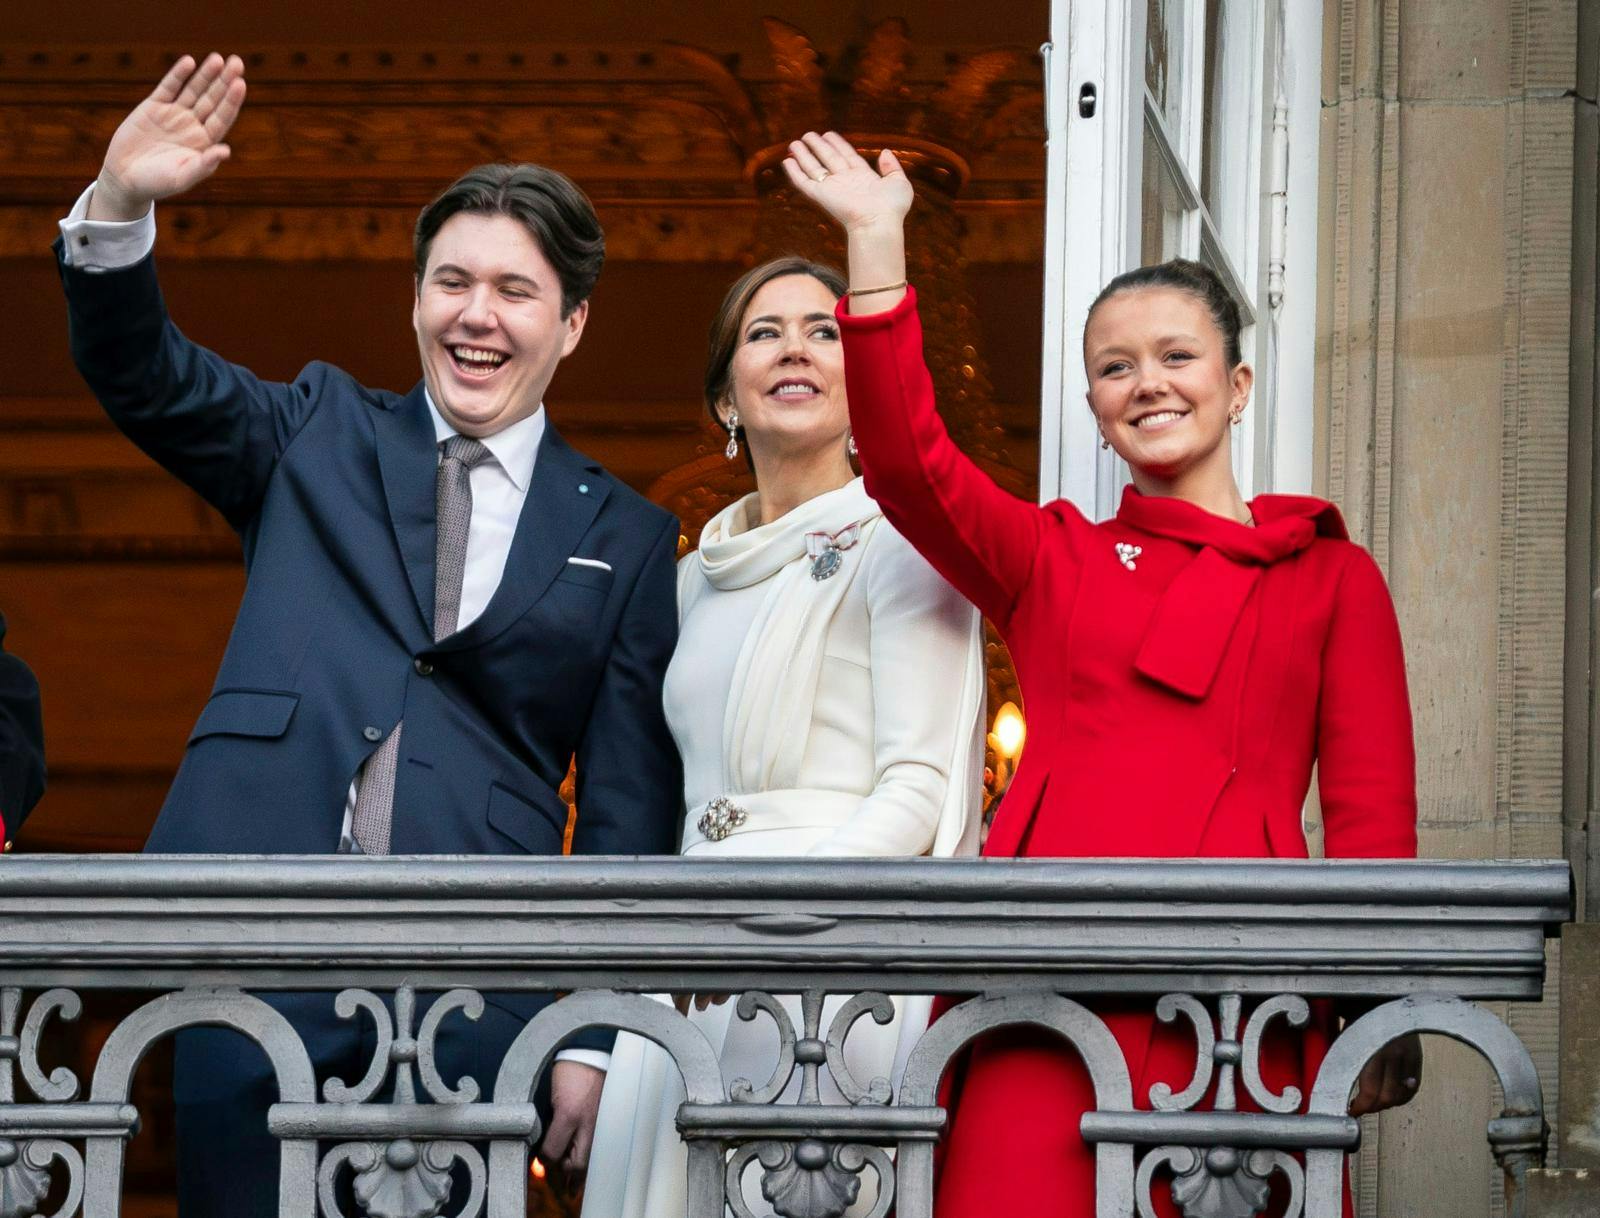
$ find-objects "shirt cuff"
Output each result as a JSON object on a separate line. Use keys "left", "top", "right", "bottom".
{"left": 58, "top": 182, "right": 156, "bottom": 272}
{"left": 553, "top": 1048, "right": 610, "bottom": 1073}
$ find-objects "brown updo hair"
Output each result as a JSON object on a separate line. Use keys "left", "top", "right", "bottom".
{"left": 1085, "top": 258, "right": 1244, "bottom": 368}
{"left": 704, "top": 256, "right": 849, "bottom": 440}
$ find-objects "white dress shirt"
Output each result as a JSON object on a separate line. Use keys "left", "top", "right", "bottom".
{"left": 61, "top": 187, "right": 607, "bottom": 1071}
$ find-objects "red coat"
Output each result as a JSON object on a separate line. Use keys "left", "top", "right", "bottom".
{"left": 837, "top": 291, "right": 1417, "bottom": 1217}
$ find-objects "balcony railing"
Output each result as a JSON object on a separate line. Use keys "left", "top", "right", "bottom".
{"left": 0, "top": 855, "right": 1572, "bottom": 1218}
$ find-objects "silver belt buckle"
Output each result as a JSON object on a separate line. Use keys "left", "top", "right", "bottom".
{"left": 697, "top": 796, "right": 748, "bottom": 842}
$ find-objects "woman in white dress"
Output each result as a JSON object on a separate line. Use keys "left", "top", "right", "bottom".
{"left": 581, "top": 256, "right": 986, "bottom": 1218}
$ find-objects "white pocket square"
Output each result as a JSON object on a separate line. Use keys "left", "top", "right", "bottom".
{"left": 567, "top": 556, "right": 612, "bottom": 572}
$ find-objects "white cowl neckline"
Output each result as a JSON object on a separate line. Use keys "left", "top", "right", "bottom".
{"left": 689, "top": 478, "right": 882, "bottom": 798}
{"left": 694, "top": 476, "right": 880, "bottom": 591}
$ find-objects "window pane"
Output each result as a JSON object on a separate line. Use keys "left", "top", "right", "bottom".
{"left": 1145, "top": 0, "right": 1187, "bottom": 141}
{"left": 1141, "top": 124, "right": 1188, "bottom": 264}
{"left": 1200, "top": 0, "right": 1255, "bottom": 267}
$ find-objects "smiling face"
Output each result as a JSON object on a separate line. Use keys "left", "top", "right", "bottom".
{"left": 718, "top": 273, "right": 849, "bottom": 462}
{"left": 412, "top": 212, "right": 587, "bottom": 438}
{"left": 1083, "top": 286, "right": 1252, "bottom": 484}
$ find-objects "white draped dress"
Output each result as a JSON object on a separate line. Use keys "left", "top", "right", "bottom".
{"left": 581, "top": 477, "right": 985, "bottom": 1218}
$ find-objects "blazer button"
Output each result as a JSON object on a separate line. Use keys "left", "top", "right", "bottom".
{"left": 414, "top": 658, "right": 434, "bottom": 676}
{"left": 363, "top": 726, "right": 383, "bottom": 742}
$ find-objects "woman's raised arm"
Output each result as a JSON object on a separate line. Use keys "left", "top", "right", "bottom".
{"left": 785, "top": 132, "right": 1051, "bottom": 629}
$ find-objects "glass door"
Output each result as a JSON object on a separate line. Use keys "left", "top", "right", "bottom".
{"left": 1040, "top": 0, "right": 1306, "bottom": 516}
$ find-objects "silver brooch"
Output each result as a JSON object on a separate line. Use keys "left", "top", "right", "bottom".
{"left": 804, "top": 522, "right": 863, "bottom": 582}
{"left": 810, "top": 548, "right": 843, "bottom": 581}
{"left": 697, "top": 796, "right": 748, "bottom": 842}
{"left": 1115, "top": 542, "right": 1142, "bottom": 571}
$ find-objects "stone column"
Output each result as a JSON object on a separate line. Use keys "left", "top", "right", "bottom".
{"left": 1316, "top": 1, "right": 1581, "bottom": 1214}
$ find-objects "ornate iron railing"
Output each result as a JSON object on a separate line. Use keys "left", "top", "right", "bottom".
{"left": 0, "top": 855, "right": 1572, "bottom": 1218}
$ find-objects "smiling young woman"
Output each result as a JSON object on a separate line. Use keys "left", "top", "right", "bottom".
{"left": 1084, "top": 260, "right": 1254, "bottom": 513}
{"left": 782, "top": 131, "right": 1421, "bottom": 1218}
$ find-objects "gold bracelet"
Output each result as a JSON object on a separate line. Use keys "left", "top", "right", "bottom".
{"left": 845, "top": 280, "right": 908, "bottom": 297}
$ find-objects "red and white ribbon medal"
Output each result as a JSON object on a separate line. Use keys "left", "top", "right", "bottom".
{"left": 805, "top": 522, "right": 863, "bottom": 581}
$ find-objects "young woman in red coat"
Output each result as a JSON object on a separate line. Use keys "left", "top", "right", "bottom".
{"left": 782, "top": 131, "right": 1422, "bottom": 1218}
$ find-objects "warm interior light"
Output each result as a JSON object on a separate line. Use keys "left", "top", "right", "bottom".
{"left": 531, "top": 1158, "right": 547, "bottom": 1180}
{"left": 993, "top": 701, "right": 1025, "bottom": 760}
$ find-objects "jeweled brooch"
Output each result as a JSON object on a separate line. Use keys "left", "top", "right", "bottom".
{"left": 697, "top": 796, "right": 748, "bottom": 842}
{"left": 1115, "top": 542, "right": 1142, "bottom": 571}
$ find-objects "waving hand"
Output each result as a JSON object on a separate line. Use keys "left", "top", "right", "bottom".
{"left": 91, "top": 53, "right": 247, "bottom": 222}
{"left": 782, "top": 132, "right": 911, "bottom": 315}
{"left": 782, "top": 131, "right": 913, "bottom": 234}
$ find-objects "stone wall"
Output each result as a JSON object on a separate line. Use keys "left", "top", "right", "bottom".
{"left": 1316, "top": 0, "right": 1583, "bottom": 1212}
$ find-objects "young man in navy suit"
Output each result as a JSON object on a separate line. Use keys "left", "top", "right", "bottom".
{"left": 0, "top": 612, "right": 45, "bottom": 850}
{"left": 56, "top": 52, "right": 682, "bottom": 1214}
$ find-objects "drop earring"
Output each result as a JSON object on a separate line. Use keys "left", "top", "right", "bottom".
{"left": 1229, "top": 406, "right": 1243, "bottom": 426}
{"left": 724, "top": 409, "right": 740, "bottom": 460}
{"left": 1100, "top": 434, "right": 1111, "bottom": 450}
{"left": 847, "top": 430, "right": 858, "bottom": 458}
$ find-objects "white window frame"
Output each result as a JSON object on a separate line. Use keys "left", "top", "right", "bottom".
{"left": 1038, "top": 0, "right": 1323, "bottom": 516}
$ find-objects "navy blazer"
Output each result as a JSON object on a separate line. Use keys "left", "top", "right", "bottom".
{"left": 0, "top": 612, "right": 45, "bottom": 843}
{"left": 56, "top": 244, "right": 682, "bottom": 864}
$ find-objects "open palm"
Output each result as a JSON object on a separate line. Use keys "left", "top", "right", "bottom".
{"left": 100, "top": 53, "right": 246, "bottom": 211}
{"left": 782, "top": 131, "right": 914, "bottom": 233}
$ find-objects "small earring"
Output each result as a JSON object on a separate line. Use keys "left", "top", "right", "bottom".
{"left": 724, "top": 409, "right": 740, "bottom": 460}
{"left": 847, "top": 430, "right": 858, "bottom": 458}
{"left": 1229, "top": 407, "right": 1243, "bottom": 426}
{"left": 1100, "top": 434, "right": 1111, "bottom": 451}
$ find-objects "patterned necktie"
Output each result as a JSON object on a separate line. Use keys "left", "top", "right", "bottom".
{"left": 350, "top": 434, "right": 493, "bottom": 854}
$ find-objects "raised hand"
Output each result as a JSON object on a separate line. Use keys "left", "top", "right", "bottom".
{"left": 90, "top": 53, "right": 247, "bottom": 222}
{"left": 782, "top": 131, "right": 913, "bottom": 235}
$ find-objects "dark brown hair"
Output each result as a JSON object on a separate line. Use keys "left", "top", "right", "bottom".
{"left": 704, "top": 256, "right": 849, "bottom": 438}
{"left": 413, "top": 163, "right": 604, "bottom": 319}
{"left": 1086, "top": 257, "right": 1244, "bottom": 368}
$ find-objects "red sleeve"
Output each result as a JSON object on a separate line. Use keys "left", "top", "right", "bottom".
{"left": 1317, "top": 548, "right": 1418, "bottom": 859}
{"left": 837, "top": 289, "right": 1047, "bottom": 630}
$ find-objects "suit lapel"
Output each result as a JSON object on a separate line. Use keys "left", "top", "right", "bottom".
{"left": 373, "top": 384, "right": 439, "bottom": 638}
{"left": 439, "top": 422, "right": 610, "bottom": 651}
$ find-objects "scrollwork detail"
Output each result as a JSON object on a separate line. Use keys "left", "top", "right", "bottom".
{"left": 324, "top": 990, "right": 395, "bottom": 1105}
{"left": 726, "top": 1139, "right": 892, "bottom": 1218}
{"left": 415, "top": 989, "right": 483, "bottom": 1104}
{"left": 318, "top": 1139, "right": 484, "bottom": 1218}
{"left": 1148, "top": 992, "right": 1312, "bottom": 1116}
{"left": 323, "top": 986, "right": 486, "bottom": 1108}
{"left": 1244, "top": 1150, "right": 1304, "bottom": 1218}
{"left": 0, "top": 1138, "right": 84, "bottom": 1218}
{"left": 0, "top": 989, "right": 82, "bottom": 1106}
{"left": 1135, "top": 1144, "right": 1302, "bottom": 1218}
{"left": 728, "top": 992, "right": 798, "bottom": 1105}
{"left": 823, "top": 993, "right": 896, "bottom": 1107}
{"left": 1150, "top": 994, "right": 1215, "bottom": 1112}
{"left": 1239, "top": 996, "right": 1311, "bottom": 1114}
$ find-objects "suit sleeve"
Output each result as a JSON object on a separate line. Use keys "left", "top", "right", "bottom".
{"left": 55, "top": 242, "right": 324, "bottom": 530}
{"left": 836, "top": 289, "right": 1047, "bottom": 631}
{"left": 1317, "top": 549, "right": 1418, "bottom": 859}
{"left": 0, "top": 613, "right": 45, "bottom": 846}
{"left": 806, "top": 530, "right": 982, "bottom": 857}
{"left": 570, "top": 513, "right": 684, "bottom": 855}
